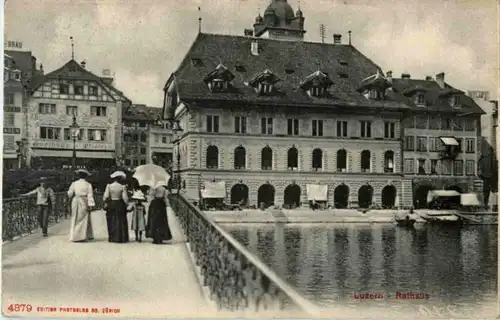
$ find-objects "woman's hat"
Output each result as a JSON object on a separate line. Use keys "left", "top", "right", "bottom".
{"left": 110, "top": 171, "right": 126, "bottom": 179}
{"left": 75, "top": 169, "right": 90, "bottom": 176}
{"left": 131, "top": 190, "right": 146, "bottom": 201}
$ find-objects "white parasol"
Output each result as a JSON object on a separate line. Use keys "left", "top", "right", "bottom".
{"left": 132, "top": 164, "right": 170, "bottom": 188}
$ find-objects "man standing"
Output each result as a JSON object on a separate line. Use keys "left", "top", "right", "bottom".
{"left": 22, "top": 177, "right": 56, "bottom": 237}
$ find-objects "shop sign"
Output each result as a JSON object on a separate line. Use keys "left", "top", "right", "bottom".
{"left": 32, "top": 141, "right": 114, "bottom": 150}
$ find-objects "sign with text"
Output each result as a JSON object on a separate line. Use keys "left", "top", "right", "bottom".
{"left": 3, "top": 128, "right": 21, "bottom": 134}
{"left": 4, "top": 40, "right": 23, "bottom": 49}
{"left": 32, "top": 141, "right": 114, "bottom": 150}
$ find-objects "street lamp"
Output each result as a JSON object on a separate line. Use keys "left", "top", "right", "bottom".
{"left": 69, "top": 115, "right": 80, "bottom": 170}
{"left": 168, "top": 118, "right": 184, "bottom": 193}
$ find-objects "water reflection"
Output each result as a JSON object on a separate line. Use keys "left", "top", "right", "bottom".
{"left": 225, "top": 223, "right": 497, "bottom": 317}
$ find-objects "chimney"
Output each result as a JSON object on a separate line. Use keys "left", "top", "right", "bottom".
{"left": 39, "top": 64, "right": 44, "bottom": 75}
{"left": 435, "top": 72, "right": 445, "bottom": 88}
{"left": 333, "top": 34, "right": 342, "bottom": 44}
{"left": 251, "top": 40, "right": 259, "bottom": 56}
{"left": 386, "top": 70, "right": 392, "bottom": 83}
{"left": 244, "top": 29, "right": 254, "bottom": 37}
{"left": 425, "top": 76, "right": 433, "bottom": 81}
{"left": 401, "top": 73, "right": 411, "bottom": 79}
{"left": 31, "top": 56, "right": 37, "bottom": 73}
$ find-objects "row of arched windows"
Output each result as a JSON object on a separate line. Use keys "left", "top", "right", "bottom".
{"left": 206, "top": 146, "right": 396, "bottom": 172}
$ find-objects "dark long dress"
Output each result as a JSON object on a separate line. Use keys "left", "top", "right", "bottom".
{"left": 107, "top": 199, "right": 129, "bottom": 243}
{"left": 146, "top": 198, "right": 172, "bottom": 243}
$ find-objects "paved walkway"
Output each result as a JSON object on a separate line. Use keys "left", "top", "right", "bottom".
{"left": 2, "top": 208, "right": 216, "bottom": 318}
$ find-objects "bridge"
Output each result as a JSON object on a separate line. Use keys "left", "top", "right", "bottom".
{"left": 2, "top": 193, "right": 319, "bottom": 318}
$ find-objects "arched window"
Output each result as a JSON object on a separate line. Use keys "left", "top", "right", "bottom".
{"left": 206, "top": 145, "right": 219, "bottom": 169}
{"left": 312, "top": 148, "right": 323, "bottom": 171}
{"left": 384, "top": 150, "right": 394, "bottom": 173}
{"left": 361, "top": 150, "right": 371, "bottom": 172}
{"left": 234, "top": 146, "right": 246, "bottom": 169}
{"left": 287, "top": 147, "right": 298, "bottom": 170}
{"left": 261, "top": 146, "right": 273, "bottom": 170}
{"left": 337, "top": 149, "right": 347, "bottom": 172}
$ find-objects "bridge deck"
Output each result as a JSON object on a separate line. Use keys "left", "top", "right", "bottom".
{"left": 2, "top": 208, "right": 216, "bottom": 318}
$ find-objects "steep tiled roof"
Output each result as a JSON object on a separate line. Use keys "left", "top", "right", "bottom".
{"left": 391, "top": 78, "right": 485, "bottom": 114}
{"left": 123, "top": 104, "right": 162, "bottom": 121}
{"left": 169, "top": 33, "right": 409, "bottom": 113}
{"left": 4, "top": 50, "right": 34, "bottom": 74}
{"left": 29, "top": 59, "right": 131, "bottom": 103}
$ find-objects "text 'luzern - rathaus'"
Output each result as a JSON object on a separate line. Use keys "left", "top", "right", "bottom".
{"left": 162, "top": 0, "right": 484, "bottom": 210}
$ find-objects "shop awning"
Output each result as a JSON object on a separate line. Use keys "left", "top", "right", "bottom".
{"left": 201, "top": 181, "right": 226, "bottom": 199}
{"left": 440, "top": 137, "right": 459, "bottom": 146}
{"left": 306, "top": 184, "right": 328, "bottom": 201}
{"left": 460, "top": 193, "right": 481, "bottom": 206}
{"left": 32, "top": 149, "right": 115, "bottom": 159}
{"left": 427, "top": 190, "right": 461, "bottom": 203}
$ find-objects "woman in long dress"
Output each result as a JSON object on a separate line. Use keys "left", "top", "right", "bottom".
{"left": 146, "top": 182, "right": 172, "bottom": 244}
{"left": 103, "top": 173, "right": 129, "bottom": 243}
{"left": 67, "top": 169, "right": 95, "bottom": 242}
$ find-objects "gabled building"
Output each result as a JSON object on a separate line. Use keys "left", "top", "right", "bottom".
{"left": 26, "top": 59, "right": 131, "bottom": 169}
{"left": 393, "top": 73, "right": 485, "bottom": 207}
{"left": 162, "top": 0, "right": 413, "bottom": 209}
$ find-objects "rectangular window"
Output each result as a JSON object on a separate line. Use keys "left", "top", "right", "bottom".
{"left": 40, "top": 127, "right": 61, "bottom": 140}
{"left": 453, "top": 118, "right": 463, "bottom": 131}
{"left": 466, "top": 160, "right": 475, "bottom": 176}
{"left": 4, "top": 114, "right": 15, "bottom": 127}
{"left": 416, "top": 136, "right": 427, "bottom": 152}
{"left": 428, "top": 137, "right": 443, "bottom": 152}
{"left": 429, "top": 116, "right": 440, "bottom": 130}
{"left": 140, "top": 159, "right": 146, "bottom": 165}
{"left": 234, "top": 116, "right": 247, "bottom": 133}
{"left": 206, "top": 115, "right": 220, "bottom": 133}
{"left": 441, "top": 117, "right": 451, "bottom": 130}
{"left": 360, "top": 121, "right": 372, "bottom": 138}
{"left": 133, "top": 159, "right": 139, "bottom": 166}
{"left": 87, "top": 129, "right": 107, "bottom": 141}
{"left": 4, "top": 93, "right": 14, "bottom": 105}
{"left": 336, "top": 121, "right": 348, "bottom": 137}
{"left": 465, "top": 138, "right": 475, "bottom": 153}
{"left": 63, "top": 128, "right": 84, "bottom": 140}
{"left": 415, "top": 115, "right": 428, "bottom": 129}
{"left": 456, "top": 138, "right": 463, "bottom": 152}
{"left": 404, "top": 136, "right": 415, "bottom": 151}
{"left": 418, "top": 159, "right": 426, "bottom": 175}
{"left": 59, "top": 84, "right": 69, "bottom": 94}
{"left": 404, "top": 159, "right": 414, "bottom": 174}
{"left": 442, "top": 159, "right": 452, "bottom": 175}
{"left": 125, "top": 159, "right": 131, "bottom": 166}
{"left": 416, "top": 94, "right": 425, "bottom": 105}
{"left": 465, "top": 118, "right": 476, "bottom": 132}
{"left": 90, "top": 106, "right": 107, "bottom": 116}
{"left": 312, "top": 120, "right": 323, "bottom": 136}
{"left": 74, "top": 85, "right": 83, "bottom": 95}
{"left": 39, "top": 103, "right": 56, "bottom": 114}
{"left": 66, "top": 105, "right": 78, "bottom": 116}
{"left": 162, "top": 136, "right": 168, "bottom": 144}
{"left": 287, "top": 118, "right": 299, "bottom": 136}
{"left": 261, "top": 117, "right": 273, "bottom": 134}
{"left": 140, "top": 147, "right": 147, "bottom": 155}
{"left": 431, "top": 159, "right": 439, "bottom": 174}
{"left": 453, "top": 160, "right": 464, "bottom": 176}
{"left": 384, "top": 122, "right": 395, "bottom": 138}
{"left": 89, "top": 86, "right": 98, "bottom": 96}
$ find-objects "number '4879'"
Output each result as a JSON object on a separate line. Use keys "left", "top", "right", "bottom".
{"left": 7, "top": 304, "right": 32, "bottom": 312}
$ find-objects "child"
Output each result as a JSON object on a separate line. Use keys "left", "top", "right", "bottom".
{"left": 128, "top": 190, "right": 147, "bottom": 242}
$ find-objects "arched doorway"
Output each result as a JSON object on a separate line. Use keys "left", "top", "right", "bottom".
{"left": 257, "top": 184, "right": 275, "bottom": 209}
{"left": 414, "top": 185, "right": 434, "bottom": 209}
{"left": 381, "top": 185, "right": 397, "bottom": 209}
{"left": 230, "top": 184, "right": 249, "bottom": 206}
{"left": 334, "top": 184, "right": 349, "bottom": 208}
{"left": 358, "top": 185, "right": 373, "bottom": 209}
{"left": 283, "top": 184, "right": 301, "bottom": 208}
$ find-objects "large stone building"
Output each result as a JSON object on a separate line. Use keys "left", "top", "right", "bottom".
{"left": 393, "top": 75, "right": 485, "bottom": 207}
{"left": 25, "top": 59, "right": 131, "bottom": 169}
{"left": 162, "top": 0, "right": 419, "bottom": 209}
{"left": 3, "top": 50, "right": 43, "bottom": 169}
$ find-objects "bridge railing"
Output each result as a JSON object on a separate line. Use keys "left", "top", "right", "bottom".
{"left": 168, "top": 193, "right": 320, "bottom": 316}
{"left": 2, "top": 191, "right": 104, "bottom": 241}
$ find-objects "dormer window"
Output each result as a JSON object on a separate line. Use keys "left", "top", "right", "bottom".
{"left": 416, "top": 93, "right": 425, "bottom": 105}
{"left": 358, "top": 70, "right": 391, "bottom": 101}
{"left": 300, "top": 70, "right": 333, "bottom": 98}
{"left": 247, "top": 69, "right": 280, "bottom": 96}
{"left": 203, "top": 63, "right": 235, "bottom": 93}
{"left": 451, "top": 95, "right": 461, "bottom": 108}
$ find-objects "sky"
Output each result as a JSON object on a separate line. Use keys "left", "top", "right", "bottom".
{"left": 4, "top": 0, "right": 498, "bottom": 107}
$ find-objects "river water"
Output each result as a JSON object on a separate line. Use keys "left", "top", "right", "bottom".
{"left": 224, "top": 223, "right": 497, "bottom": 318}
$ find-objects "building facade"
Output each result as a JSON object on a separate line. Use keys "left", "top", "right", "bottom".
{"left": 162, "top": 0, "right": 417, "bottom": 209}
{"left": 26, "top": 59, "right": 131, "bottom": 169}
{"left": 3, "top": 50, "right": 43, "bottom": 169}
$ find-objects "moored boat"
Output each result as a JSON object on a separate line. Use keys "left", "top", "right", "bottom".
{"left": 395, "top": 217, "right": 416, "bottom": 228}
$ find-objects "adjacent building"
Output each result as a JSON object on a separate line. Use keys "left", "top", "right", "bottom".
{"left": 3, "top": 50, "right": 43, "bottom": 169}
{"left": 162, "top": 0, "right": 416, "bottom": 209}
{"left": 25, "top": 59, "right": 131, "bottom": 169}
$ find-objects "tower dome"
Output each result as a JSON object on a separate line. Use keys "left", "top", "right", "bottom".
{"left": 255, "top": 13, "right": 263, "bottom": 24}
{"left": 264, "top": 0, "right": 295, "bottom": 26}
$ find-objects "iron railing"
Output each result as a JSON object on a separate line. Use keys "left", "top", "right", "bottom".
{"left": 168, "top": 193, "right": 319, "bottom": 316}
{"left": 2, "top": 191, "right": 104, "bottom": 241}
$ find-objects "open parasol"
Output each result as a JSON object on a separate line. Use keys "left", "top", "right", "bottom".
{"left": 132, "top": 164, "right": 170, "bottom": 188}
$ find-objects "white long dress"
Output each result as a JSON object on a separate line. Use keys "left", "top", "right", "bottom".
{"left": 67, "top": 179, "right": 96, "bottom": 242}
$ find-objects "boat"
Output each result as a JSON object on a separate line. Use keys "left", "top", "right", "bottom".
{"left": 419, "top": 212, "right": 464, "bottom": 226}
{"left": 395, "top": 217, "right": 416, "bottom": 228}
